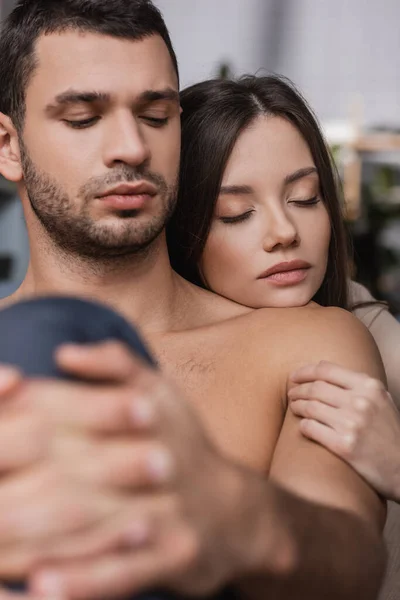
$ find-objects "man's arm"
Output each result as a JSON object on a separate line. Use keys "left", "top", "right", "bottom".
{"left": 30, "top": 315, "right": 386, "bottom": 600}
{"left": 233, "top": 480, "right": 385, "bottom": 600}
{"left": 0, "top": 316, "right": 386, "bottom": 600}
{"left": 234, "top": 306, "right": 387, "bottom": 599}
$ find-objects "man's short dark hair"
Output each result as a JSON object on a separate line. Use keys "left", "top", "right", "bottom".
{"left": 0, "top": 0, "right": 179, "bottom": 129}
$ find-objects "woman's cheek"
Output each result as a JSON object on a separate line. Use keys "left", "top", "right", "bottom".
{"left": 201, "top": 230, "right": 250, "bottom": 292}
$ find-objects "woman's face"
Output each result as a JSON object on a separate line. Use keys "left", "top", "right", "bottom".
{"left": 200, "top": 115, "right": 331, "bottom": 308}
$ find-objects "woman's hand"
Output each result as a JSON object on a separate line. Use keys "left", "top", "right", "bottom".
{"left": 289, "top": 361, "right": 400, "bottom": 502}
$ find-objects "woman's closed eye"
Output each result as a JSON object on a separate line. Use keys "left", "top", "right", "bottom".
{"left": 288, "top": 196, "right": 320, "bottom": 207}
{"left": 218, "top": 210, "right": 254, "bottom": 225}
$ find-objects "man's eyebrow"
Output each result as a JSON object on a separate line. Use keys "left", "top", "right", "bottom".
{"left": 45, "top": 88, "right": 179, "bottom": 113}
{"left": 284, "top": 166, "right": 318, "bottom": 185}
{"left": 45, "top": 90, "right": 110, "bottom": 112}
{"left": 219, "top": 184, "right": 253, "bottom": 195}
{"left": 137, "top": 88, "right": 180, "bottom": 104}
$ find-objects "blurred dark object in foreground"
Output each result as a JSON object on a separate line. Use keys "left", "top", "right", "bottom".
{"left": 0, "top": 255, "right": 12, "bottom": 281}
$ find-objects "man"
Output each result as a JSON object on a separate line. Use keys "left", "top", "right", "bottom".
{"left": 0, "top": 1, "right": 387, "bottom": 598}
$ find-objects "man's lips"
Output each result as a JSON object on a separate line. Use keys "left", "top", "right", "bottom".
{"left": 97, "top": 182, "right": 157, "bottom": 211}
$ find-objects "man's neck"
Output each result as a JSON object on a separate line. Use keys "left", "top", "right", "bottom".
{"left": 15, "top": 230, "right": 184, "bottom": 334}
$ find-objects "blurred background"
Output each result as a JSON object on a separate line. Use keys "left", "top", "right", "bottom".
{"left": 1, "top": 0, "right": 400, "bottom": 314}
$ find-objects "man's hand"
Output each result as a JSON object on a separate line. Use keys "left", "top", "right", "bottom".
{"left": 0, "top": 343, "right": 292, "bottom": 600}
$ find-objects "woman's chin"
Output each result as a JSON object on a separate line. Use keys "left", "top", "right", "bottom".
{"left": 247, "top": 291, "right": 314, "bottom": 309}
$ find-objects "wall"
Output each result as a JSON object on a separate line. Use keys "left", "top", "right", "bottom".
{"left": 154, "top": 0, "right": 283, "bottom": 87}
{"left": 1, "top": 0, "right": 16, "bottom": 19}
{"left": 155, "top": 0, "right": 400, "bottom": 126}
{"left": 275, "top": 0, "right": 400, "bottom": 125}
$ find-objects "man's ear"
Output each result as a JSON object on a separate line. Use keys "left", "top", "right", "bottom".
{"left": 0, "top": 113, "right": 23, "bottom": 182}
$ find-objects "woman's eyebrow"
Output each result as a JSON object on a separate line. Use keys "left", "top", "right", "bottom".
{"left": 219, "top": 184, "right": 253, "bottom": 196}
{"left": 284, "top": 166, "right": 318, "bottom": 185}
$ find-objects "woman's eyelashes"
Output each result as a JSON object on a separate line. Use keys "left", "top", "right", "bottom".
{"left": 218, "top": 210, "right": 254, "bottom": 225}
{"left": 218, "top": 196, "right": 320, "bottom": 224}
{"left": 288, "top": 196, "right": 320, "bottom": 206}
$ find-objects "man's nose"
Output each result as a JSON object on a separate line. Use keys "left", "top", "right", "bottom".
{"left": 103, "top": 115, "right": 150, "bottom": 168}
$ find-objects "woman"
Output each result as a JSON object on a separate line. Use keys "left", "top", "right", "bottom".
{"left": 167, "top": 75, "right": 400, "bottom": 503}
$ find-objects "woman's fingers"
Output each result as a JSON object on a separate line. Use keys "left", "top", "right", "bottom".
{"left": 288, "top": 380, "right": 347, "bottom": 408}
{"left": 290, "top": 398, "right": 340, "bottom": 428}
{"left": 290, "top": 362, "right": 400, "bottom": 500}
{"left": 290, "top": 361, "right": 383, "bottom": 392}
{"left": 298, "top": 418, "right": 353, "bottom": 458}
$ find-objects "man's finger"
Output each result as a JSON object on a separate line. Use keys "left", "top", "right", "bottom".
{"left": 30, "top": 551, "right": 166, "bottom": 600}
{"left": 17, "top": 380, "right": 152, "bottom": 434}
{"left": 0, "top": 413, "right": 47, "bottom": 472}
{"left": 72, "top": 439, "right": 174, "bottom": 489}
{"left": 0, "top": 366, "right": 23, "bottom": 397}
{"left": 55, "top": 341, "right": 150, "bottom": 383}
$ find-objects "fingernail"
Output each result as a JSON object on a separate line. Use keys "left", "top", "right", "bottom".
{"left": 125, "top": 520, "right": 151, "bottom": 546}
{"left": 131, "top": 399, "right": 154, "bottom": 427}
{"left": 33, "top": 570, "right": 64, "bottom": 596}
{"left": 147, "top": 448, "right": 174, "bottom": 482}
{"left": 57, "top": 343, "right": 87, "bottom": 358}
{"left": 0, "top": 365, "right": 20, "bottom": 389}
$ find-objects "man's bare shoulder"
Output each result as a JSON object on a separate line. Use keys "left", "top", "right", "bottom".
{"left": 175, "top": 280, "right": 252, "bottom": 329}
{"left": 238, "top": 302, "right": 368, "bottom": 339}
{"left": 203, "top": 302, "right": 384, "bottom": 382}
{"left": 194, "top": 301, "right": 352, "bottom": 340}
{"left": 178, "top": 284, "right": 356, "bottom": 344}
{"left": 251, "top": 304, "right": 385, "bottom": 382}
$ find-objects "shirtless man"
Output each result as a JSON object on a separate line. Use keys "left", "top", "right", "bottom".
{"left": 0, "top": 1, "right": 387, "bottom": 598}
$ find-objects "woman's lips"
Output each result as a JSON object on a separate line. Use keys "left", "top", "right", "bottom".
{"left": 261, "top": 268, "right": 310, "bottom": 286}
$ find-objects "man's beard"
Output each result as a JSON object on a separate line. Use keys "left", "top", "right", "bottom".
{"left": 19, "top": 139, "right": 177, "bottom": 260}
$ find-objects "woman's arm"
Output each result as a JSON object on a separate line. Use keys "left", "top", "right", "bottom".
{"left": 350, "top": 279, "right": 400, "bottom": 406}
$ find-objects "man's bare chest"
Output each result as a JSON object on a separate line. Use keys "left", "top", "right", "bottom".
{"left": 152, "top": 336, "right": 285, "bottom": 473}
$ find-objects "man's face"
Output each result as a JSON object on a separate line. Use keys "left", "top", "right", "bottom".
{"left": 18, "top": 31, "right": 181, "bottom": 257}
